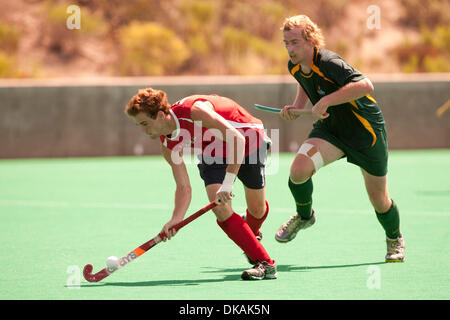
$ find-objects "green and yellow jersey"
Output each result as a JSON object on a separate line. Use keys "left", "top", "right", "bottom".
{"left": 288, "top": 47, "right": 385, "bottom": 149}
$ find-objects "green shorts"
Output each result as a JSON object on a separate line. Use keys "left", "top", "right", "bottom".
{"left": 308, "top": 126, "right": 389, "bottom": 177}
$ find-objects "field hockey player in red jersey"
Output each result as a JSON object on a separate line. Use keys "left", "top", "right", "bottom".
{"left": 124, "top": 88, "right": 278, "bottom": 280}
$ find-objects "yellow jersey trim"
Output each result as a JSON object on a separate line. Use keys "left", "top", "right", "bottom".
{"left": 349, "top": 100, "right": 358, "bottom": 109}
{"left": 366, "top": 94, "right": 376, "bottom": 103}
{"left": 351, "top": 110, "right": 377, "bottom": 147}
{"left": 311, "top": 63, "right": 335, "bottom": 84}
{"left": 290, "top": 64, "right": 300, "bottom": 76}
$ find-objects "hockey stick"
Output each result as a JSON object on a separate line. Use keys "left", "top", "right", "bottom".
{"left": 83, "top": 201, "right": 217, "bottom": 282}
{"left": 254, "top": 104, "right": 313, "bottom": 115}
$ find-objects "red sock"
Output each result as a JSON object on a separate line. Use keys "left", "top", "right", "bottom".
{"left": 217, "top": 212, "right": 273, "bottom": 264}
{"left": 245, "top": 200, "right": 269, "bottom": 235}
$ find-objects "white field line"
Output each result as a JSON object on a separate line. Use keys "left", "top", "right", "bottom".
{"left": 0, "top": 199, "right": 169, "bottom": 210}
{"left": 0, "top": 199, "right": 448, "bottom": 216}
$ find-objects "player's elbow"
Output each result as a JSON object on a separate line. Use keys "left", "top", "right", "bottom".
{"left": 235, "top": 134, "right": 246, "bottom": 155}
{"left": 236, "top": 134, "right": 246, "bottom": 148}
{"left": 177, "top": 184, "right": 192, "bottom": 197}
{"left": 185, "top": 185, "right": 192, "bottom": 198}
{"left": 229, "top": 132, "right": 246, "bottom": 164}
{"left": 362, "top": 78, "right": 374, "bottom": 93}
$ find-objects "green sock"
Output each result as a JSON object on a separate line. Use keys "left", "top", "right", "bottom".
{"left": 288, "top": 177, "right": 313, "bottom": 219}
{"left": 376, "top": 199, "right": 401, "bottom": 239}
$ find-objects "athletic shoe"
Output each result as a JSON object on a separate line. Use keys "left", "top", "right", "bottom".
{"left": 275, "top": 210, "right": 316, "bottom": 243}
{"left": 385, "top": 234, "right": 405, "bottom": 262}
{"left": 243, "top": 231, "right": 263, "bottom": 265}
{"left": 241, "top": 260, "right": 278, "bottom": 280}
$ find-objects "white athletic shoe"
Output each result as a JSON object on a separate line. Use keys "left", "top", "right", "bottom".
{"left": 385, "top": 234, "right": 405, "bottom": 262}
{"left": 275, "top": 211, "right": 316, "bottom": 243}
{"left": 241, "top": 260, "right": 278, "bottom": 280}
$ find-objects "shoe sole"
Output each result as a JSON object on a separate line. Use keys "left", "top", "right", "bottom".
{"left": 385, "top": 258, "right": 405, "bottom": 263}
{"left": 241, "top": 272, "right": 278, "bottom": 280}
{"left": 275, "top": 234, "right": 297, "bottom": 243}
{"left": 241, "top": 274, "right": 264, "bottom": 280}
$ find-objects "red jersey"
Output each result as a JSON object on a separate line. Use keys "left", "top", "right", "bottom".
{"left": 159, "top": 95, "right": 269, "bottom": 158}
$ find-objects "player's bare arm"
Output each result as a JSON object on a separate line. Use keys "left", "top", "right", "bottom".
{"left": 160, "top": 142, "right": 192, "bottom": 240}
{"left": 191, "top": 101, "right": 246, "bottom": 205}
{"left": 312, "top": 78, "right": 375, "bottom": 119}
{"left": 281, "top": 84, "right": 309, "bottom": 121}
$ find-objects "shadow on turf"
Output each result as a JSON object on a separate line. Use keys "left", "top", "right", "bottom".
{"left": 79, "top": 273, "right": 240, "bottom": 288}
{"left": 79, "top": 261, "right": 385, "bottom": 288}
{"left": 206, "top": 261, "right": 386, "bottom": 273}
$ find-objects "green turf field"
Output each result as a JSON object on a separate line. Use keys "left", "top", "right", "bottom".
{"left": 0, "top": 150, "right": 449, "bottom": 300}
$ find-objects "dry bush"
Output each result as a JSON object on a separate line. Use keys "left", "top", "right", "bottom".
{"left": 392, "top": 25, "right": 450, "bottom": 72}
{"left": 118, "top": 22, "right": 191, "bottom": 76}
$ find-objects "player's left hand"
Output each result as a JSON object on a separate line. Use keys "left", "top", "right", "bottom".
{"left": 312, "top": 99, "right": 330, "bottom": 119}
{"left": 215, "top": 190, "right": 234, "bottom": 205}
{"left": 216, "top": 172, "right": 236, "bottom": 205}
{"left": 161, "top": 217, "right": 182, "bottom": 241}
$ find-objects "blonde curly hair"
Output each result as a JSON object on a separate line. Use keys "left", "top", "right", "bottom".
{"left": 282, "top": 15, "right": 325, "bottom": 48}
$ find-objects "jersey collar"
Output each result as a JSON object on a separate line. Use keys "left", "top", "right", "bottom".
{"left": 166, "top": 109, "right": 180, "bottom": 140}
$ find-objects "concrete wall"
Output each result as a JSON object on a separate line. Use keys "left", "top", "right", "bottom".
{"left": 0, "top": 75, "right": 449, "bottom": 158}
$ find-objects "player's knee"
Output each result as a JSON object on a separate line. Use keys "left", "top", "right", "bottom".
{"left": 290, "top": 160, "right": 314, "bottom": 184}
{"left": 290, "top": 143, "right": 324, "bottom": 183}
{"left": 213, "top": 205, "right": 233, "bottom": 222}
{"left": 368, "top": 192, "right": 391, "bottom": 212}
{"left": 247, "top": 201, "right": 267, "bottom": 219}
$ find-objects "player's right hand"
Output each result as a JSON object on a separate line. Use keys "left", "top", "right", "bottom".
{"left": 280, "top": 105, "right": 301, "bottom": 120}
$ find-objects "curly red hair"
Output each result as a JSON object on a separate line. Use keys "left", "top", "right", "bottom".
{"left": 124, "top": 88, "right": 170, "bottom": 119}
